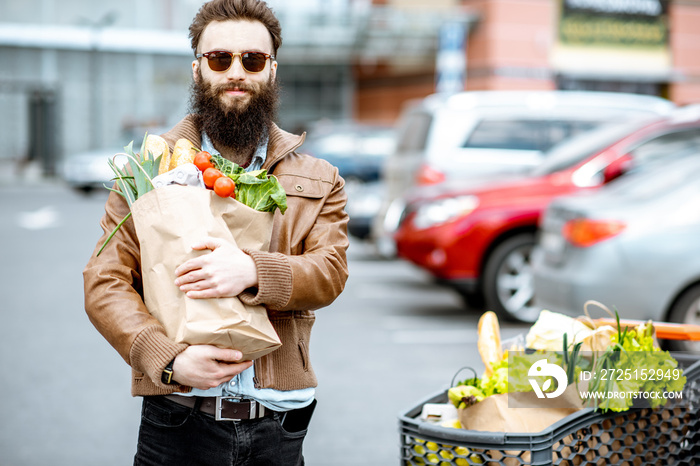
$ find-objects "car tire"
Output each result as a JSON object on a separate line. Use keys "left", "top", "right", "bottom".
{"left": 483, "top": 233, "right": 540, "bottom": 323}
{"left": 458, "top": 290, "right": 485, "bottom": 311}
{"left": 665, "top": 284, "right": 700, "bottom": 352}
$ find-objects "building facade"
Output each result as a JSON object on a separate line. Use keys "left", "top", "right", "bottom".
{"left": 0, "top": 0, "right": 454, "bottom": 172}
{"left": 0, "top": 0, "right": 698, "bottom": 174}
{"left": 356, "top": 0, "right": 700, "bottom": 121}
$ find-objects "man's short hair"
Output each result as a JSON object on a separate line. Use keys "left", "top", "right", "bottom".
{"left": 189, "top": 0, "right": 282, "bottom": 56}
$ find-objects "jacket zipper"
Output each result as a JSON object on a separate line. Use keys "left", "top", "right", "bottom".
{"left": 253, "top": 359, "right": 262, "bottom": 388}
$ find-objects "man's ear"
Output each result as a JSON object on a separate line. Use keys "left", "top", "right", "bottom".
{"left": 270, "top": 60, "right": 278, "bottom": 81}
{"left": 192, "top": 59, "right": 200, "bottom": 81}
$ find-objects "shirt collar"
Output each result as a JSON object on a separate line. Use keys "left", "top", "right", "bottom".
{"left": 200, "top": 131, "right": 268, "bottom": 172}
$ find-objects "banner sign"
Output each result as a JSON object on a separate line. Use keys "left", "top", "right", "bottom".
{"left": 551, "top": 0, "right": 671, "bottom": 78}
{"left": 559, "top": 0, "right": 669, "bottom": 48}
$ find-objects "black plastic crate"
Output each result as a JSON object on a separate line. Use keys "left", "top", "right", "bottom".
{"left": 399, "top": 355, "right": 700, "bottom": 465}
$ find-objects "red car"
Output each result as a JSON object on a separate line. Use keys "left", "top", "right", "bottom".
{"left": 394, "top": 107, "right": 700, "bottom": 322}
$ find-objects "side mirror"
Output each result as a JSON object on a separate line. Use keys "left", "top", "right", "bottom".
{"left": 602, "top": 154, "right": 633, "bottom": 183}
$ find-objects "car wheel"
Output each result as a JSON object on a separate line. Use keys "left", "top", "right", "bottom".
{"left": 665, "top": 284, "right": 700, "bottom": 352}
{"left": 483, "top": 233, "right": 539, "bottom": 323}
{"left": 458, "top": 290, "right": 485, "bottom": 311}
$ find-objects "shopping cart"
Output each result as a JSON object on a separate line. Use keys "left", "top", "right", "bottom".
{"left": 399, "top": 341, "right": 700, "bottom": 465}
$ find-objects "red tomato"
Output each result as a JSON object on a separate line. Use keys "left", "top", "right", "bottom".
{"left": 203, "top": 167, "right": 223, "bottom": 188}
{"left": 194, "top": 151, "right": 214, "bottom": 172}
{"left": 213, "top": 176, "right": 236, "bottom": 198}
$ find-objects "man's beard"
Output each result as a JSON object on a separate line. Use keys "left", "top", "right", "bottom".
{"left": 189, "top": 71, "right": 280, "bottom": 157}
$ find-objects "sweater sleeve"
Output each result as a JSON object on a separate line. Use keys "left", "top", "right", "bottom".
{"left": 238, "top": 165, "right": 349, "bottom": 311}
{"left": 238, "top": 249, "right": 293, "bottom": 310}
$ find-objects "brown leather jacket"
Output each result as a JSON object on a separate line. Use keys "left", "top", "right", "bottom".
{"left": 83, "top": 116, "right": 349, "bottom": 396}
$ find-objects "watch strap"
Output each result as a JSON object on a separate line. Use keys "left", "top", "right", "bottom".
{"left": 161, "top": 359, "right": 176, "bottom": 385}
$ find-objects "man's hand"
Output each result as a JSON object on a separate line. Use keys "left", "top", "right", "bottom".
{"left": 174, "top": 237, "right": 258, "bottom": 299}
{"left": 171, "top": 345, "right": 253, "bottom": 390}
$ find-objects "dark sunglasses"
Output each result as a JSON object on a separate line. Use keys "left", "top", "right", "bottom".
{"left": 196, "top": 50, "right": 274, "bottom": 73}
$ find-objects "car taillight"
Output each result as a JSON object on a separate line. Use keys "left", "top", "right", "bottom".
{"left": 415, "top": 164, "right": 446, "bottom": 185}
{"left": 562, "top": 219, "right": 626, "bottom": 247}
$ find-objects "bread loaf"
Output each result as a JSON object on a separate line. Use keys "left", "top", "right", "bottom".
{"left": 144, "top": 134, "right": 170, "bottom": 170}
{"left": 477, "top": 311, "right": 503, "bottom": 377}
{"left": 168, "top": 138, "right": 198, "bottom": 172}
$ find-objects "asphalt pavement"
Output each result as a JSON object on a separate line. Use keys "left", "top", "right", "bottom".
{"left": 0, "top": 171, "right": 530, "bottom": 465}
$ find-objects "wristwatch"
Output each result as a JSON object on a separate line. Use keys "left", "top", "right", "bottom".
{"left": 161, "top": 359, "right": 176, "bottom": 385}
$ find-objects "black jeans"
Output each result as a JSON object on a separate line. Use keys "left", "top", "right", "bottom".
{"left": 134, "top": 396, "right": 311, "bottom": 466}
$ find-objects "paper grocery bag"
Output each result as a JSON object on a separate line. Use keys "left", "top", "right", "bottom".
{"left": 131, "top": 185, "right": 282, "bottom": 361}
{"left": 458, "top": 382, "right": 587, "bottom": 434}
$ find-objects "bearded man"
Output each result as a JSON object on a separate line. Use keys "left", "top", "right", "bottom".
{"left": 82, "top": 1, "right": 349, "bottom": 464}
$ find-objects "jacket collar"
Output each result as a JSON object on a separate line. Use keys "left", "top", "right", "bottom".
{"left": 264, "top": 124, "right": 306, "bottom": 170}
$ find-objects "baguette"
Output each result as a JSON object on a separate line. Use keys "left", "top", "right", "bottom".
{"left": 155, "top": 137, "right": 173, "bottom": 175}
{"left": 477, "top": 311, "right": 503, "bottom": 377}
{"left": 168, "top": 138, "right": 199, "bottom": 172}
{"left": 144, "top": 134, "right": 170, "bottom": 169}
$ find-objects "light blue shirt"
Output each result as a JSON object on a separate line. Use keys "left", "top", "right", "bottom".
{"left": 175, "top": 132, "right": 315, "bottom": 412}
{"left": 201, "top": 132, "right": 266, "bottom": 171}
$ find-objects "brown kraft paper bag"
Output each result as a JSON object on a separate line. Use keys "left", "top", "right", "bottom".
{"left": 458, "top": 382, "right": 586, "bottom": 433}
{"left": 130, "top": 184, "right": 282, "bottom": 361}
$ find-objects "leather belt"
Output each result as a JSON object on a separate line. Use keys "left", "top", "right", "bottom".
{"left": 165, "top": 395, "right": 273, "bottom": 421}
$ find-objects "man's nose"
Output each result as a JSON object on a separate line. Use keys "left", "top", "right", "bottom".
{"left": 226, "top": 56, "right": 247, "bottom": 80}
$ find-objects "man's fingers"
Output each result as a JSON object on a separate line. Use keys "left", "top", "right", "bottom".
{"left": 176, "top": 269, "right": 207, "bottom": 286}
{"left": 171, "top": 345, "right": 252, "bottom": 389}
{"left": 184, "top": 289, "right": 218, "bottom": 299}
{"left": 191, "top": 237, "right": 223, "bottom": 251}
{"left": 174, "top": 258, "right": 203, "bottom": 278}
{"left": 211, "top": 347, "right": 244, "bottom": 363}
{"left": 217, "top": 360, "right": 253, "bottom": 378}
{"left": 206, "top": 361, "right": 253, "bottom": 389}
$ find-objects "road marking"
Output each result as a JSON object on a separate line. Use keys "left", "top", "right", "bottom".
{"left": 17, "top": 206, "right": 60, "bottom": 230}
{"left": 389, "top": 329, "right": 478, "bottom": 345}
{"left": 381, "top": 315, "right": 472, "bottom": 329}
{"left": 352, "top": 283, "right": 459, "bottom": 301}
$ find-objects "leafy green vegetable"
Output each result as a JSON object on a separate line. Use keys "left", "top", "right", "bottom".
{"left": 481, "top": 364, "right": 509, "bottom": 397}
{"left": 211, "top": 153, "right": 245, "bottom": 178}
{"left": 448, "top": 385, "right": 486, "bottom": 409}
{"left": 211, "top": 153, "right": 287, "bottom": 214}
{"left": 586, "top": 318, "right": 686, "bottom": 413}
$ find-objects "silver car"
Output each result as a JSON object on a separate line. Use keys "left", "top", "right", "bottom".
{"left": 533, "top": 154, "right": 700, "bottom": 352}
{"left": 61, "top": 148, "right": 123, "bottom": 194}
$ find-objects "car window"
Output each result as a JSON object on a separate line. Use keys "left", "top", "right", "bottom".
{"left": 396, "top": 112, "right": 432, "bottom": 153}
{"left": 551, "top": 120, "right": 601, "bottom": 144}
{"left": 628, "top": 128, "right": 700, "bottom": 166}
{"left": 532, "top": 118, "right": 658, "bottom": 175}
{"left": 463, "top": 119, "right": 546, "bottom": 151}
{"left": 603, "top": 157, "right": 700, "bottom": 200}
{"left": 462, "top": 119, "right": 601, "bottom": 152}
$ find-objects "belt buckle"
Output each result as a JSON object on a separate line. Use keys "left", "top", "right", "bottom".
{"left": 215, "top": 396, "right": 256, "bottom": 421}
